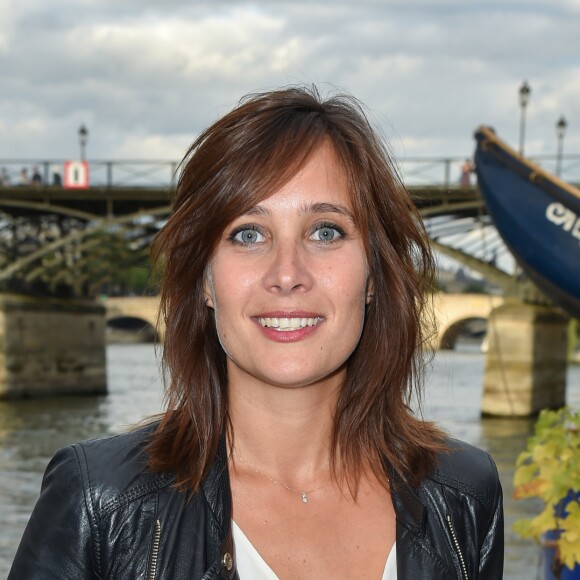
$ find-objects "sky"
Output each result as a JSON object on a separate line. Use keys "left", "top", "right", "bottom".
{"left": 1, "top": 0, "right": 579, "bottom": 178}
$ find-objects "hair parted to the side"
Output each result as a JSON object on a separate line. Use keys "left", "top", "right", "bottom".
{"left": 147, "top": 85, "right": 446, "bottom": 493}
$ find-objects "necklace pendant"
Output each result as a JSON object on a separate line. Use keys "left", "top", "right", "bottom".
{"left": 301, "top": 492, "right": 308, "bottom": 503}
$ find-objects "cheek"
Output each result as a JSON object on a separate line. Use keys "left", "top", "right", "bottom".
{"left": 323, "top": 262, "right": 368, "bottom": 304}
{"left": 321, "top": 263, "right": 368, "bottom": 350}
{"left": 207, "top": 261, "right": 257, "bottom": 344}
{"left": 208, "top": 287, "right": 236, "bottom": 362}
{"left": 212, "top": 257, "right": 259, "bottom": 296}
{"left": 343, "top": 266, "right": 369, "bottom": 331}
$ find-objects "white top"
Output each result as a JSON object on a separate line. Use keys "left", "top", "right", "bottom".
{"left": 232, "top": 520, "right": 397, "bottom": 579}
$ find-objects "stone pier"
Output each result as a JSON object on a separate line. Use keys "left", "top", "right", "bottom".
{"left": 0, "top": 294, "right": 107, "bottom": 398}
{"left": 482, "top": 299, "right": 569, "bottom": 416}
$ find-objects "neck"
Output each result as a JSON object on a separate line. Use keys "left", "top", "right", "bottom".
{"left": 227, "top": 368, "right": 343, "bottom": 485}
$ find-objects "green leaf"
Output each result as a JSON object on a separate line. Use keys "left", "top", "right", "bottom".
{"left": 532, "top": 443, "right": 558, "bottom": 463}
{"left": 513, "top": 463, "right": 539, "bottom": 488}
{"left": 559, "top": 529, "right": 580, "bottom": 571}
{"left": 513, "top": 518, "right": 536, "bottom": 539}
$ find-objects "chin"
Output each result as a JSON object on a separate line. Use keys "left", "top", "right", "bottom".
{"left": 259, "top": 361, "right": 346, "bottom": 390}
{"left": 258, "top": 370, "right": 317, "bottom": 389}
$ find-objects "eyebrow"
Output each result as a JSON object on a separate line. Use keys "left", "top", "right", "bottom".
{"left": 243, "top": 202, "right": 355, "bottom": 222}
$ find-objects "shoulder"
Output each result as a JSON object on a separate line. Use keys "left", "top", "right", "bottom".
{"left": 428, "top": 438, "right": 501, "bottom": 515}
{"left": 62, "top": 422, "right": 175, "bottom": 514}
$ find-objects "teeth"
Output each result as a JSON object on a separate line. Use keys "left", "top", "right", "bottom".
{"left": 259, "top": 317, "right": 321, "bottom": 331}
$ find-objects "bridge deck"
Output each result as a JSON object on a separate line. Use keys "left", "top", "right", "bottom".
{"left": 0, "top": 184, "right": 482, "bottom": 219}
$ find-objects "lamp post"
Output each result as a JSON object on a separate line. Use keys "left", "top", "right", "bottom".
{"left": 556, "top": 116, "right": 567, "bottom": 178}
{"left": 518, "top": 80, "right": 531, "bottom": 155}
{"left": 78, "top": 124, "right": 89, "bottom": 161}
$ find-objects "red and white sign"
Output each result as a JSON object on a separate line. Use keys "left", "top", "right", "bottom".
{"left": 64, "top": 161, "right": 90, "bottom": 189}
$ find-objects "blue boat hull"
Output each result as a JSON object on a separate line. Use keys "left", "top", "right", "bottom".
{"left": 474, "top": 127, "right": 580, "bottom": 318}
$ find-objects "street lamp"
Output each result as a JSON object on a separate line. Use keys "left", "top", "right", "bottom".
{"left": 518, "top": 80, "right": 531, "bottom": 155}
{"left": 556, "top": 116, "right": 567, "bottom": 178}
{"left": 78, "top": 124, "right": 89, "bottom": 161}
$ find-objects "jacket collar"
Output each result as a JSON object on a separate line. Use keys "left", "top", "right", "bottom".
{"left": 390, "top": 468, "right": 427, "bottom": 535}
{"left": 201, "top": 435, "right": 236, "bottom": 580}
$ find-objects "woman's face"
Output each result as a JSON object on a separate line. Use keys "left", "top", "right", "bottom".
{"left": 205, "top": 143, "right": 371, "bottom": 391}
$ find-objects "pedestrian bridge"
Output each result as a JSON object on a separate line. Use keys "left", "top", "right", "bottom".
{"left": 104, "top": 293, "right": 504, "bottom": 350}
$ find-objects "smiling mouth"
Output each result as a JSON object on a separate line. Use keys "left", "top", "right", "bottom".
{"left": 258, "top": 317, "right": 322, "bottom": 331}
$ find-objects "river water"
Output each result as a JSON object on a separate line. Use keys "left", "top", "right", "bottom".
{"left": 1, "top": 343, "right": 579, "bottom": 579}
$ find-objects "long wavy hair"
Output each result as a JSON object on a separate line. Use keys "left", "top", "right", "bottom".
{"left": 148, "top": 85, "right": 445, "bottom": 492}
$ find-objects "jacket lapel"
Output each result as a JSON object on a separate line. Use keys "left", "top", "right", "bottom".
{"left": 391, "top": 472, "right": 460, "bottom": 579}
{"left": 201, "top": 435, "right": 236, "bottom": 580}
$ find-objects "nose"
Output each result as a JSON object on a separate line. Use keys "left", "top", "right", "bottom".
{"left": 262, "top": 239, "right": 314, "bottom": 294}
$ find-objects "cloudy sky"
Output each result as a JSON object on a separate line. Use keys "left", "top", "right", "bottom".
{"left": 1, "top": 0, "right": 579, "bottom": 175}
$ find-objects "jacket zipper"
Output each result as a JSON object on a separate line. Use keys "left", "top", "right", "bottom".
{"left": 446, "top": 514, "right": 469, "bottom": 580}
{"left": 148, "top": 519, "right": 161, "bottom": 580}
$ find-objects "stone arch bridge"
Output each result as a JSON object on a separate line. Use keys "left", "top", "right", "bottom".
{"left": 104, "top": 293, "right": 504, "bottom": 350}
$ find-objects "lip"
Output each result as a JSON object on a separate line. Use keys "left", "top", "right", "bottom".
{"left": 252, "top": 311, "right": 325, "bottom": 343}
{"left": 254, "top": 310, "right": 322, "bottom": 319}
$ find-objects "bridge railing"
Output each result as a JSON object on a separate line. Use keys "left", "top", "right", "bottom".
{"left": 88, "top": 160, "right": 179, "bottom": 189}
{"left": 0, "top": 159, "right": 179, "bottom": 189}
{"left": 1, "top": 155, "right": 579, "bottom": 189}
{"left": 399, "top": 155, "right": 580, "bottom": 187}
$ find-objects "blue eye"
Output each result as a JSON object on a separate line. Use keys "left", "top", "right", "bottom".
{"left": 231, "top": 227, "right": 264, "bottom": 245}
{"left": 310, "top": 224, "right": 344, "bottom": 243}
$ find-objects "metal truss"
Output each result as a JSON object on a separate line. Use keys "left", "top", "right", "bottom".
{"left": 0, "top": 199, "right": 170, "bottom": 298}
{"left": 420, "top": 209, "right": 518, "bottom": 293}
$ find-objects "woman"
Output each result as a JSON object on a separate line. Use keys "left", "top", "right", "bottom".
{"left": 10, "top": 86, "right": 503, "bottom": 579}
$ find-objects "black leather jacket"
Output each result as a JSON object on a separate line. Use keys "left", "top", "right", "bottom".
{"left": 9, "top": 424, "right": 503, "bottom": 579}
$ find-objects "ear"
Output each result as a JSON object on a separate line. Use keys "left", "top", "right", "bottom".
{"left": 203, "top": 272, "right": 214, "bottom": 309}
{"left": 365, "top": 276, "right": 374, "bottom": 304}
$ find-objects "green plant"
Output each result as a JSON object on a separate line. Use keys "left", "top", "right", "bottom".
{"left": 513, "top": 407, "right": 580, "bottom": 571}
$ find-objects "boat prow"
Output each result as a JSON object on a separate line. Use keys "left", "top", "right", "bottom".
{"left": 474, "top": 126, "right": 580, "bottom": 318}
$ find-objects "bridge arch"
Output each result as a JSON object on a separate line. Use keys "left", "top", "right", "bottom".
{"left": 103, "top": 296, "right": 163, "bottom": 341}
{"left": 106, "top": 316, "right": 159, "bottom": 343}
{"left": 431, "top": 293, "right": 503, "bottom": 350}
{"left": 439, "top": 316, "right": 487, "bottom": 350}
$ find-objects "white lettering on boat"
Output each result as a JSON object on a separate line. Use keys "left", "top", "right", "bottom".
{"left": 546, "top": 202, "right": 580, "bottom": 242}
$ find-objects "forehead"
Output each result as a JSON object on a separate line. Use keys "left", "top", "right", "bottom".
{"left": 253, "top": 142, "right": 353, "bottom": 213}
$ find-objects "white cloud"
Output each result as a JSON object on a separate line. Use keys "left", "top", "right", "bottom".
{"left": 0, "top": 0, "right": 578, "bottom": 178}
{"left": 109, "top": 133, "right": 192, "bottom": 160}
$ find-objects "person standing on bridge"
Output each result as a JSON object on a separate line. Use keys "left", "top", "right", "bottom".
{"left": 460, "top": 158, "right": 474, "bottom": 187}
{"left": 17, "top": 167, "right": 30, "bottom": 186}
{"left": 0, "top": 167, "right": 10, "bottom": 186}
{"left": 9, "top": 86, "right": 503, "bottom": 579}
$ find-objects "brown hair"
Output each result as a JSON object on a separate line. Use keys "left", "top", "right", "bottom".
{"left": 148, "top": 85, "right": 445, "bottom": 492}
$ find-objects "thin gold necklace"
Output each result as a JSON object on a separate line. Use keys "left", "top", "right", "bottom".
{"left": 232, "top": 449, "right": 328, "bottom": 504}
